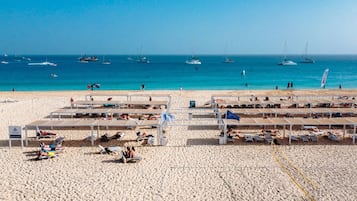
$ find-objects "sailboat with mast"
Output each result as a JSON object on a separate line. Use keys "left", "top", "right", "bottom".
{"left": 299, "top": 42, "right": 315, "bottom": 64}
{"left": 102, "top": 56, "right": 111, "bottom": 65}
{"left": 278, "top": 42, "right": 297, "bottom": 66}
{"left": 222, "top": 46, "right": 234, "bottom": 63}
{"left": 136, "top": 46, "right": 150, "bottom": 64}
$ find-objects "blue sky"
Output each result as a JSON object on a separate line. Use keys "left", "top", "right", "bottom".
{"left": 1, "top": 0, "right": 357, "bottom": 55}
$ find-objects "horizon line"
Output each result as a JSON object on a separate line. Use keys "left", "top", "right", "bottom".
{"left": 2, "top": 53, "right": 357, "bottom": 56}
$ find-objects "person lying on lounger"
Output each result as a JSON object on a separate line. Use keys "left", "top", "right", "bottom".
{"left": 36, "top": 130, "right": 57, "bottom": 139}
{"left": 112, "top": 132, "right": 125, "bottom": 140}
{"left": 37, "top": 150, "right": 57, "bottom": 160}
{"left": 100, "top": 133, "right": 110, "bottom": 142}
{"left": 147, "top": 114, "right": 157, "bottom": 120}
{"left": 40, "top": 142, "right": 63, "bottom": 152}
{"left": 136, "top": 132, "right": 154, "bottom": 141}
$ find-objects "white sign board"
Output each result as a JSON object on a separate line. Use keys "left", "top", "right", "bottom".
{"left": 9, "top": 126, "right": 23, "bottom": 148}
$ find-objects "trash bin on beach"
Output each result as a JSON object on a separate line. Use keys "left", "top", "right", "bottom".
{"left": 219, "top": 135, "right": 227, "bottom": 145}
{"left": 188, "top": 113, "right": 193, "bottom": 120}
{"left": 147, "top": 136, "right": 155, "bottom": 145}
{"left": 161, "top": 136, "right": 168, "bottom": 146}
{"left": 189, "top": 100, "right": 196, "bottom": 108}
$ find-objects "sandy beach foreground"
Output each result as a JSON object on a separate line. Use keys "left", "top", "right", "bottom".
{"left": 0, "top": 90, "right": 357, "bottom": 201}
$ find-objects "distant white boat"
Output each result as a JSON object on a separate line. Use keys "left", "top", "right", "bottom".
{"left": 22, "top": 56, "right": 31, "bottom": 61}
{"left": 185, "top": 56, "right": 201, "bottom": 65}
{"left": 223, "top": 57, "right": 234, "bottom": 63}
{"left": 50, "top": 73, "right": 58, "bottom": 78}
{"left": 28, "top": 61, "right": 57, "bottom": 66}
{"left": 137, "top": 56, "right": 150, "bottom": 64}
{"left": 136, "top": 46, "right": 150, "bottom": 63}
{"left": 278, "top": 59, "right": 297, "bottom": 66}
{"left": 278, "top": 42, "right": 297, "bottom": 66}
{"left": 299, "top": 42, "right": 315, "bottom": 64}
{"left": 1, "top": 61, "right": 9, "bottom": 64}
{"left": 102, "top": 61, "right": 111, "bottom": 65}
{"left": 79, "top": 55, "right": 98, "bottom": 62}
{"left": 102, "top": 56, "right": 111, "bottom": 65}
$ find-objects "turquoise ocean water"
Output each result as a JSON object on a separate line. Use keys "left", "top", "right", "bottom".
{"left": 0, "top": 55, "right": 356, "bottom": 91}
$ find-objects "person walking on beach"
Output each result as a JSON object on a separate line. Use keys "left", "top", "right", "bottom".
{"left": 70, "top": 97, "right": 74, "bottom": 107}
{"left": 141, "top": 83, "right": 145, "bottom": 91}
{"left": 87, "top": 84, "right": 90, "bottom": 91}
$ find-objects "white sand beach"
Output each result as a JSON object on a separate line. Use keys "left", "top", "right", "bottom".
{"left": 0, "top": 90, "right": 357, "bottom": 201}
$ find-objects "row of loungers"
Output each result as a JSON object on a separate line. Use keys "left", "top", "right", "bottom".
{"left": 227, "top": 133, "right": 274, "bottom": 143}
{"left": 227, "top": 131, "right": 345, "bottom": 144}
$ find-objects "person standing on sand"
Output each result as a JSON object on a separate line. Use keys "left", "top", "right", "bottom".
{"left": 87, "top": 84, "right": 90, "bottom": 91}
{"left": 70, "top": 97, "right": 74, "bottom": 107}
{"left": 141, "top": 83, "right": 145, "bottom": 90}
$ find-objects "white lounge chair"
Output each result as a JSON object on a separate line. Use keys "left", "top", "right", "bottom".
{"left": 244, "top": 135, "right": 254, "bottom": 142}
{"left": 253, "top": 135, "right": 264, "bottom": 142}
{"left": 290, "top": 134, "right": 299, "bottom": 141}
{"left": 264, "top": 133, "right": 273, "bottom": 144}
{"left": 227, "top": 135, "right": 235, "bottom": 143}
{"left": 300, "top": 135, "right": 309, "bottom": 142}
{"left": 309, "top": 134, "right": 318, "bottom": 142}
{"left": 122, "top": 156, "right": 142, "bottom": 163}
{"left": 328, "top": 132, "right": 341, "bottom": 142}
{"left": 98, "top": 145, "right": 107, "bottom": 154}
{"left": 99, "top": 145, "right": 122, "bottom": 154}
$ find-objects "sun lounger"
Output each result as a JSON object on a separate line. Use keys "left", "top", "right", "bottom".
{"left": 40, "top": 141, "right": 64, "bottom": 153}
{"left": 290, "top": 134, "right": 299, "bottom": 141}
{"left": 244, "top": 135, "right": 254, "bottom": 142}
{"left": 53, "top": 137, "right": 65, "bottom": 146}
{"left": 98, "top": 145, "right": 122, "bottom": 154}
{"left": 227, "top": 135, "right": 235, "bottom": 143}
{"left": 253, "top": 135, "right": 264, "bottom": 142}
{"left": 328, "top": 132, "right": 341, "bottom": 142}
{"left": 112, "top": 132, "right": 125, "bottom": 140}
{"left": 300, "top": 135, "right": 309, "bottom": 142}
{"left": 264, "top": 133, "right": 273, "bottom": 144}
{"left": 100, "top": 134, "right": 110, "bottom": 142}
{"left": 309, "top": 134, "right": 318, "bottom": 142}
{"left": 122, "top": 156, "right": 142, "bottom": 163}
